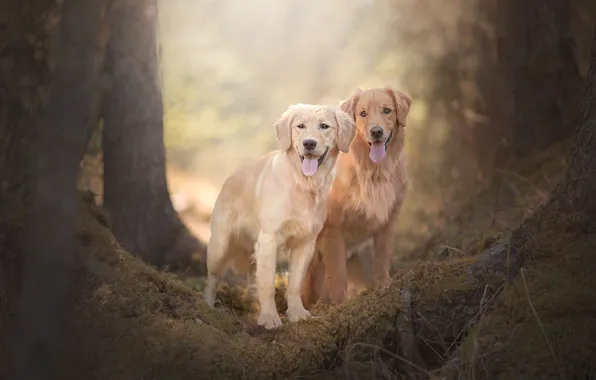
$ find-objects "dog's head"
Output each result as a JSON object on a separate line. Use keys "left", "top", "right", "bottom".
{"left": 275, "top": 103, "right": 356, "bottom": 177}
{"left": 339, "top": 87, "right": 412, "bottom": 164}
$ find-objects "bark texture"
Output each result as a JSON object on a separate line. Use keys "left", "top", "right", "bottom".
{"left": 102, "top": 0, "right": 205, "bottom": 272}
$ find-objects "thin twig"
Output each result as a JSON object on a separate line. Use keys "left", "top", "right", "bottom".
{"left": 417, "top": 334, "right": 447, "bottom": 365}
{"left": 491, "top": 174, "right": 503, "bottom": 228}
{"left": 466, "top": 284, "right": 489, "bottom": 379}
{"left": 520, "top": 268, "right": 566, "bottom": 380}
{"left": 541, "top": 171, "right": 554, "bottom": 189}
{"left": 446, "top": 283, "right": 505, "bottom": 353}
{"left": 505, "top": 234, "right": 512, "bottom": 279}
{"left": 435, "top": 244, "right": 466, "bottom": 261}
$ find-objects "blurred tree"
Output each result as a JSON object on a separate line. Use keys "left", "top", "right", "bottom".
{"left": 570, "top": 0, "right": 596, "bottom": 74}
{"left": 0, "top": 0, "right": 104, "bottom": 379}
{"left": 102, "top": 0, "right": 205, "bottom": 271}
{"left": 415, "top": 0, "right": 584, "bottom": 207}
{"left": 497, "top": 0, "right": 584, "bottom": 158}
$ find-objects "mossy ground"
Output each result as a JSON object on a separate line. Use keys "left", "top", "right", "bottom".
{"left": 50, "top": 194, "right": 477, "bottom": 379}
{"left": 62, "top": 191, "right": 595, "bottom": 379}
{"left": 3, "top": 138, "right": 595, "bottom": 379}
{"left": 453, "top": 215, "right": 596, "bottom": 380}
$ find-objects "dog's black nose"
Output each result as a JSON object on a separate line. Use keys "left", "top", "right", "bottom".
{"left": 370, "top": 126, "right": 384, "bottom": 139}
{"left": 303, "top": 139, "right": 317, "bottom": 151}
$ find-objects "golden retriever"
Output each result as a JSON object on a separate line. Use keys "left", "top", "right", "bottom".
{"left": 301, "top": 87, "right": 412, "bottom": 307}
{"left": 204, "top": 103, "right": 356, "bottom": 329}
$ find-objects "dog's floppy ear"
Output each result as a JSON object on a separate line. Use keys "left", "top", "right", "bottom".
{"left": 274, "top": 106, "right": 295, "bottom": 151}
{"left": 338, "top": 88, "right": 362, "bottom": 120}
{"left": 335, "top": 108, "right": 356, "bottom": 153}
{"left": 385, "top": 87, "right": 412, "bottom": 128}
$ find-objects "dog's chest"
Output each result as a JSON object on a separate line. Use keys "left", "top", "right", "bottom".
{"left": 281, "top": 191, "right": 327, "bottom": 248}
{"left": 338, "top": 170, "right": 404, "bottom": 247}
{"left": 300, "top": 191, "right": 327, "bottom": 230}
{"left": 349, "top": 177, "right": 397, "bottom": 226}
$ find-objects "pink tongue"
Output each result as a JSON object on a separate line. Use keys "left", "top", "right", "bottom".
{"left": 301, "top": 157, "right": 319, "bottom": 176}
{"left": 369, "top": 142, "right": 386, "bottom": 163}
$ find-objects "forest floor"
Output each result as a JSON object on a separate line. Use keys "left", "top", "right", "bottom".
{"left": 55, "top": 137, "right": 596, "bottom": 379}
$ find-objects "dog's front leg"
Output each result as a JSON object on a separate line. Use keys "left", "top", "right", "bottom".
{"left": 286, "top": 240, "right": 316, "bottom": 322}
{"left": 372, "top": 201, "right": 403, "bottom": 289}
{"left": 371, "top": 222, "right": 395, "bottom": 290}
{"left": 300, "top": 248, "right": 325, "bottom": 309}
{"left": 255, "top": 233, "right": 282, "bottom": 329}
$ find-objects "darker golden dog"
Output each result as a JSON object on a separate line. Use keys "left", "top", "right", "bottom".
{"left": 301, "top": 87, "right": 412, "bottom": 307}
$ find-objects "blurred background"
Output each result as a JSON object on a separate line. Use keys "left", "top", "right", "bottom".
{"left": 80, "top": 0, "right": 596, "bottom": 264}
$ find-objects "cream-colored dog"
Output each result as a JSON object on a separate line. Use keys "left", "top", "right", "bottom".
{"left": 204, "top": 103, "right": 356, "bottom": 329}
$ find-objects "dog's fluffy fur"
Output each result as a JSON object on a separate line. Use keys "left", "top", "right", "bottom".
{"left": 204, "top": 103, "right": 356, "bottom": 329}
{"left": 301, "top": 87, "right": 412, "bottom": 307}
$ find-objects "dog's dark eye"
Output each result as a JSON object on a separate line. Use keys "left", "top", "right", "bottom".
{"left": 297, "top": 124, "right": 305, "bottom": 129}
{"left": 383, "top": 107, "right": 392, "bottom": 114}
{"left": 320, "top": 123, "right": 330, "bottom": 130}
{"left": 360, "top": 110, "right": 367, "bottom": 117}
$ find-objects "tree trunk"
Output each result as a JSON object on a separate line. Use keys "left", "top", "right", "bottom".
{"left": 102, "top": 0, "right": 205, "bottom": 272}
{"left": 0, "top": 0, "right": 104, "bottom": 379}
{"left": 0, "top": 0, "right": 54, "bottom": 325}
{"left": 0, "top": 0, "right": 58, "bottom": 370}
{"left": 551, "top": 28, "right": 596, "bottom": 225}
{"left": 498, "top": 0, "right": 584, "bottom": 158}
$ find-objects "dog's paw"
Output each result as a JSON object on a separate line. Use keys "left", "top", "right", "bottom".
{"left": 204, "top": 289, "right": 216, "bottom": 307}
{"left": 257, "top": 311, "right": 283, "bottom": 329}
{"left": 204, "top": 276, "right": 219, "bottom": 307}
{"left": 287, "top": 306, "right": 312, "bottom": 323}
{"left": 204, "top": 294, "right": 216, "bottom": 308}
